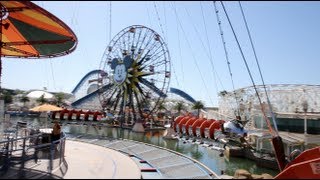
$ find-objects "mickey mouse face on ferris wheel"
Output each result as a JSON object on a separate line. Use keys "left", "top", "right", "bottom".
{"left": 113, "top": 63, "right": 126, "bottom": 84}
{"left": 110, "top": 55, "right": 133, "bottom": 85}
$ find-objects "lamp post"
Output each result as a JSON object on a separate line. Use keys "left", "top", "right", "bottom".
{"left": 302, "top": 101, "right": 308, "bottom": 135}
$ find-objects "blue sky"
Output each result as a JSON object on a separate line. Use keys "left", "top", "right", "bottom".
{"left": 2, "top": 1, "right": 320, "bottom": 107}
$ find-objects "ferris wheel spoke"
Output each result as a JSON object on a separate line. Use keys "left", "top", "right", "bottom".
{"left": 130, "top": 31, "right": 137, "bottom": 55}
{"left": 104, "top": 87, "right": 119, "bottom": 108}
{"left": 141, "top": 60, "right": 167, "bottom": 72}
{"left": 130, "top": 27, "right": 136, "bottom": 47}
{"left": 118, "top": 91, "right": 126, "bottom": 114}
{"left": 149, "top": 50, "right": 167, "bottom": 63}
{"left": 144, "top": 42, "right": 156, "bottom": 60}
{"left": 137, "top": 50, "right": 151, "bottom": 66}
{"left": 139, "top": 48, "right": 158, "bottom": 66}
{"left": 134, "top": 81, "right": 148, "bottom": 99}
{"left": 127, "top": 30, "right": 131, "bottom": 53}
{"left": 128, "top": 91, "right": 138, "bottom": 122}
{"left": 146, "top": 44, "right": 163, "bottom": 59}
{"left": 134, "top": 83, "right": 154, "bottom": 110}
{"left": 137, "top": 27, "right": 150, "bottom": 46}
{"left": 142, "top": 58, "right": 167, "bottom": 71}
{"left": 145, "top": 52, "right": 167, "bottom": 65}
{"left": 112, "top": 92, "right": 123, "bottom": 112}
{"left": 112, "top": 45, "right": 123, "bottom": 59}
{"left": 143, "top": 70, "right": 166, "bottom": 80}
{"left": 121, "top": 33, "right": 127, "bottom": 55}
{"left": 143, "top": 77, "right": 165, "bottom": 88}
{"left": 140, "top": 30, "right": 156, "bottom": 50}
{"left": 136, "top": 30, "right": 153, "bottom": 57}
{"left": 144, "top": 30, "right": 161, "bottom": 48}
{"left": 139, "top": 38, "right": 161, "bottom": 64}
{"left": 133, "top": 90, "right": 143, "bottom": 114}
{"left": 133, "top": 28, "right": 142, "bottom": 54}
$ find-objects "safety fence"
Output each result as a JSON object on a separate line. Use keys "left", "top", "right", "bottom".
{"left": 0, "top": 131, "right": 67, "bottom": 179}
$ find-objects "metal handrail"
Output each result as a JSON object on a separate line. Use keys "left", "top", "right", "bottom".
{"left": 0, "top": 131, "right": 67, "bottom": 179}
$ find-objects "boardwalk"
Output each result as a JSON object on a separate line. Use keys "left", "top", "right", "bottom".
{"left": 1, "top": 133, "right": 217, "bottom": 179}
{"left": 63, "top": 140, "right": 141, "bottom": 179}
{"left": 67, "top": 134, "right": 217, "bottom": 179}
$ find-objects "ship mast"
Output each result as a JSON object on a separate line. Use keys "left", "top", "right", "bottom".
{"left": 216, "top": 1, "right": 287, "bottom": 171}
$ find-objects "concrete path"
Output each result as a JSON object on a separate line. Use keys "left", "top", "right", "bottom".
{"left": 63, "top": 140, "right": 141, "bottom": 179}
{"left": 67, "top": 134, "right": 217, "bottom": 179}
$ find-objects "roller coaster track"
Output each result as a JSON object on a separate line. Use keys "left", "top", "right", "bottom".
{"left": 70, "top": 70, "right": 197, "bottom": 110}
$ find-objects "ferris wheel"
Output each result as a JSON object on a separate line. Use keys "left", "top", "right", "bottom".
{"left": 98, "top": 25, "right": 171, "bottom": 124}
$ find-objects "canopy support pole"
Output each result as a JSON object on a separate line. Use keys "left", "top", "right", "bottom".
{"left": 0, "top": 4, "right": 3, "bottom": 88}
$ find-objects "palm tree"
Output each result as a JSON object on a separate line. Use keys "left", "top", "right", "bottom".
{"left": 2, "top": 92, "right": 13, "bottom": 105}
{"left": 20, "top": 95, "right": 30, "bottom": 108}
{"left": 157, "top": 101, "right": 167, "bottom": 120}
{"left": 141, "top": 98, "right": 151, "bottom": 110}
{"left": 158, "top": 101, "right": 167, "bottom": 112}
{"left": 192, "top": 100, "right": 204, "bottom": 118}
{"left": 54, "top": 92, "right": 65, "bottom": 106}
{"left": 174, "top": 101, "right": 185, "bottom": 115}
{"left": 36, "top": 94, "right": 47, "bottom": 105}
{"left": 1, "top": 91, "right": 13, "bottom": 110}
{"left": 190, "top": 145, "right": 203, "bottom": 160}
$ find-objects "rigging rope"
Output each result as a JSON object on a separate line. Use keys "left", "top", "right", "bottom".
{"left": 71, "top": 2, "right": 79, "bottom": 32}
{"left": 146, "top": 3, "right": 153, "bottom": 28}
{"left": 171, "top": 2, "right": 213, "bottom": 107}
{"left": 153, "top": 2, "right": 167, "bottom": 43}
{"left": 219, "top": 1, "right": 275, "bottom": 135}
{"left": 109, "top": 1, "right": 112, "bottom": 43}
{"left": 238, "top": 1, "right": 279, "bottom": 134}
{"left": 39, "top": 2, "right": 57, "bottom": 91}
{"left": 184, "top": 7, "right": 214, "bottom": 104}
{"left": 154, "top": 2, "right": 180, "bottom": 91}
{"left": 213, "top": 1, "right": 240, "bottom": 116}
{"left": 153, "top": 2, "right": 180, "bottom": 89}
{"left": 49, "top": 60, "right": 56, "bottom": 91}
{"left": 174, "top": 3, "right": 184, "bottom": 89}
{"left": 163, "top": 2, "right": 169, "bottom": 45}
{"left": 199, "top": 1, "right": 225, "bottom": 101}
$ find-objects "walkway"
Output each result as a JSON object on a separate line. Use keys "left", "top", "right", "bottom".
{"left": 66, "top": 134, "right": 217, "bottom": 179}
{"left": 63, "top": 140, "right": 141, "bottom": 179}
{"left": 0, "top": 133, "right": 217, "bottom": 179}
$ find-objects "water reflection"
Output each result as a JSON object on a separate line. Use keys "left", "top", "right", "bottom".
{"left": 190, "top": 145, "right": 203, "bottom": 160}
{"left": 2, "top": 116, "right": 279, "bottom": 176}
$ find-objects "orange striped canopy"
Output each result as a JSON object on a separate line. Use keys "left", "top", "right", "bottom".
{"left": 0, "top": 1, "right": 77, "bottom": 58}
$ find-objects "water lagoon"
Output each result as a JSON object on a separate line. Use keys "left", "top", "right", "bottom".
{"left": 3, "top": 116, "right": 279, "bottom": 176}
